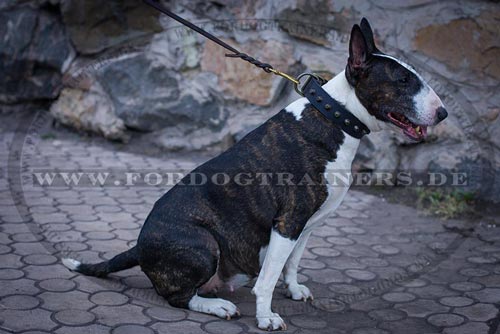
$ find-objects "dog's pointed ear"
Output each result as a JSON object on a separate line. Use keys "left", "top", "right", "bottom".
{"left": 360, "top": 17, "right": 378, "bottom": 54}
{"left": 346, "top": 24, "right": 371, "bottom": 85}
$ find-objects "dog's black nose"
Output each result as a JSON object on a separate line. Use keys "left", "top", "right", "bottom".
{"left": 436, "top": 107, "right": 448, "bottom": 122}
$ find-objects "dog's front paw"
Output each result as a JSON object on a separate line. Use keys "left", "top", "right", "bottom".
{"left": 256, "top": 313, "right": 287, "bottom": 331}
{"left": 286, "top": 283, "right": 313, "bottom": 301}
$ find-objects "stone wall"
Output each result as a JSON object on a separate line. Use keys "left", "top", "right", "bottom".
{"left": 1, "top": 0, "right": 499, "bottom": 202}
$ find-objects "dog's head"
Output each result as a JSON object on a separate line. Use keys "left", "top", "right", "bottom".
{"left": 345, "top": 18, "right": 447, "bottom": 141}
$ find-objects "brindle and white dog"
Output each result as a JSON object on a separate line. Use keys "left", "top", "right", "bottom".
{"left": 63, "top": 18, "right": 447, "bottom": 331}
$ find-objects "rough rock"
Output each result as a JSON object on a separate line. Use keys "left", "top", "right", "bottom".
{"left": 50, "top": 84, "right": 127, "bottom": 141}
{"left": 0, "top": 5, "right": 74, "bottom": 103}
{"left": 355, "top": 132, "right": 400, "bottom": 176}
{"left": 201, "top": 38, "right": 295, "bottom": 106}
{"left": 414, "top": 11, "right": 500, "bottom": 80}
{"left": 98, "top": 54, "right": 226, "bottom": 136}
{"left": 60, "top": 0, "right": 162, "bottom": 55}
{"left": 277, "top": 0, "right": 357, "bottom": 46}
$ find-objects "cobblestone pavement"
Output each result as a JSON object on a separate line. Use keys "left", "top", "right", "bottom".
{"left": 1, "top": 113, "right": 499, "bottom": 334}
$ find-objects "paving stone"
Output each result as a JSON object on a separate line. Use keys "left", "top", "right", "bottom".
{"left": 439, "top": 296, "right": 474, "bottom": 307}
{"left": 12, "top": 242, "right": 49, "bottom": 255}
{"left": 84, "top": 231, "right": 116, "bottom": 240}
{"left": 371, "top": 244, "right": 400, "bottom": 255}
{"left": 312, "top": 226, "right": 341, "bottom": 237}
{"left": 310, "top": 247, "right": 341, "bottom": 257}
{"left": 379, "top": 317, "right": 438, "bottom": 334}
{"left": 25, "top": 264, "right": 75, "bottom": 280}
{"left": 0, "top": 309, "right": 57, "bottom": 332}
{"left": 311, "top": 298, "right": 346, "bottom": 312}
{"left": 0, "top": 295, "right": 40, "bottom": 310}
{"left": 152, "top": 320, "right": 206, "bottom": 334}
{"left": 345, "top": 269, "right": 376, "bottom": 281}
{"left": 352, "top": 329, "right": 390, "bottom": 334}
{"left": 54, "top": 241, "right": 88, "bottom": 252}
{"left": 396, "top": 278, "right": 428, "bottom": 288}
{"left": 11, "top": 233, "right": 44, "bottom": 242}
{"left": 204, "top": 320, "right": 244, "bottom": 334}
{"left": 23, "top": 254, "right": 58, "bottom": 265}
{"left": 382, "top": 292, "right": 416, "bottom": 303}
{"left": 39, "top": 291, "right": 93, "bottom": 311}
{"left": 427, "top": 313, "right": 465, "bottom": 327}
{"left": 459, "top": 267, "right": 490, "bottom": 277}
{"left": 289, "top": 314, "right": 328, "bottom": 329}
{"left": 145, "top": 306, "right": 187, "bottom": 321}
{"left": 407, "top": 285, "right": 459, "bottom": 299}
{"left": 368, "top": 308, "right": 406, "bottom": 321}
{"left": 321, "top": 310, "right": 376, "bottom": 331}
{"left": 467, "top": 256, "right": 498, "bottom": 264}
{"left": 299, "top": 258, "right": 326, "bottom": 269}
{"left": 39, "top": 278, "right": 76, "bottom": 292}
{"left": 90, "top": 291, "right": 129, "bottom": 306}
{"left": 112, "top": 325, "right": 154, "bottom": 334}
{"left": 471, "top": 275, "right": 500, "bottom": 288}
{"left": 55, "top": 324, "right": 111, "bottom": 334}
{"left": 0, "top": 268, "right": 24, "bottom": 280}
{"left": 54, "top": 309, "right": 95, "bottom": 325}
{"left": 303, "top": 268, "right": 348, "bottom": 284}
{"left": 465, "top": 287, "right": 500, "bottom": 303}
{"left": 454, "top": 303, "right": 499, "bottom": 321}
{"left": 329, "top": 284, "right": 363, "bottom": 296}
{"left": 0, "top": 253, "right": 23, "bottom": 268}
{"left": 449, "top": 281, "right": 484, "bottom": 292}
{"left": 340, "top": 227, "right": 366, "bottom": 235}
{"left": 350, "top": 297, "right": 391, "bottom": 311}
{"left": 442, "top": 321, "right": 490, "bottom": 334}
{"left": 0, "top": 278, "right": 39, "bottom": 297}
{"left": 93, "top": 304, "right": 150, "bottom": 326}
{"left": 395, "top": 299, "right": 449, "bottom": 317}
{"left": 326, "top": 236, "right": 355, "bottom": 246}
{"left": 359, "top": 257, "right": 389, "bottom": 267}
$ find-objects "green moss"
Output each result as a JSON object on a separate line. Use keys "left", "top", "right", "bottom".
{"left": 415, "top": 188, "right": 475, "bottom": 219}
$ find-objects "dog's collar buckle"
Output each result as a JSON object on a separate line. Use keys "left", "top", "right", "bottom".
{"left": 301, "top": 75, "right": 370, "bottom": 139}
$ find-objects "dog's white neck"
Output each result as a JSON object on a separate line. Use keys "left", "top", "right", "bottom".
{"left": 285, "top": 70, "right": 384, "bottom": 135}
{"left": 321, "top": 70, "right": 384, "bottom": 133}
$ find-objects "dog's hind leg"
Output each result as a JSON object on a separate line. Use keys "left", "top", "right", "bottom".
{"left": 139, "top": 226, "right": 240, "bottom": 319}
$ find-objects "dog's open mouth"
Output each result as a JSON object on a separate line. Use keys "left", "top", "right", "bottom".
{"left": 387, "top": 112, "right": 427, "bottom": 141}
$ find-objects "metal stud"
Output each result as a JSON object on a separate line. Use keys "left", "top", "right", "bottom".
{"left": 344, "top": 119, "right": 351, "bottom": 126}
{"left": 324, "top": 104, "right": 331, "bottom": 110}
{"left": 334, "top": 112, "right": 341, "bottom": 118}
{"left": 316, "top": 96, "right": 323, "bottom": 102}
{"left": 309, "top": 89, "right": 316, "bottom": 95}
{"left": 354, "top": 125, "right": 360, "bottom": 132}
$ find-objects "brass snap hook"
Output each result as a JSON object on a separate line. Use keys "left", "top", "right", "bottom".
{"left": 294, "top": 73, "right": 327, "bottom": 96}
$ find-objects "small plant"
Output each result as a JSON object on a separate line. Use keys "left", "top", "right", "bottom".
{"left": 415, "top": 188, "right": 475, "bottom": 219}
{"left": 41, "top": 133, "right": 57, "bottom": 140}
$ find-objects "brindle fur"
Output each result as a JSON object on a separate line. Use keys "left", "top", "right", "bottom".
{"left": 137, "top": 107, "right": 344, "bottom": 306}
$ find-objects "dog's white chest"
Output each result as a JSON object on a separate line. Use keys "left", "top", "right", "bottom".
{"left": 303, "top": 136, "right": 360, "bottom": 232}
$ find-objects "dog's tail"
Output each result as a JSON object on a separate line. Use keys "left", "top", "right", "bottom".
{"left": 62, "top": 246, "right": 138, "bottom": 278}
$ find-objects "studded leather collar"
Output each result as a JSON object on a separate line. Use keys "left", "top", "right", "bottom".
{"left": 303, "top": 76, "right": 370, "bottom": 139}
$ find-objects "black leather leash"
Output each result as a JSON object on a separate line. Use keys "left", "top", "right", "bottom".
{"left": 142, "top": 0, "right": 370, "bottom": 139}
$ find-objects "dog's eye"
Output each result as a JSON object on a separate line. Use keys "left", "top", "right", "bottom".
{"left": 398, "top": 76, "right": 409, "bottom": 84}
